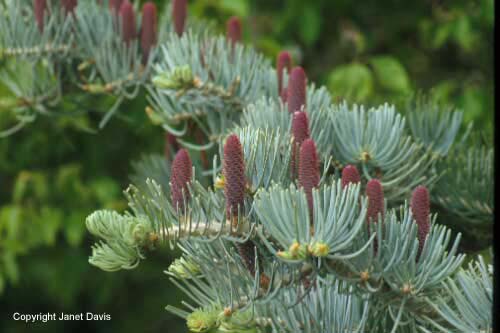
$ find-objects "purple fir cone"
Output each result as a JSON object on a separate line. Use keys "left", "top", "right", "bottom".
{"left": 170, "top": 149, "right": 193, "bottom": 212}
{"left": 226, "top": 16, "right": 242, "bottom": 46}
{"left": 140, "top": 2, "right": 157, "bottom": 64}
{"left": 119, "top": 1, "right": 136, "bottom": 44}
{"left": 298, "top": 139, "right": 320, "bottom": 225}
{"left": 223, "top": 135, "right": 246, "bottom": 226}
{"left": 290, "top": 111, "right": 310, "bottom": 180}
{"left": 341, "top": 165, "right": 361, "bottom": 189}
{"left": 61, "top": 0, "right": 77, "bottom": 15}
{"left": 34, "top": 0, "right": 47, "bottom": 32}
{"left": 411, "top": 185, "right": 431, "bottom": 259}
{"left": 172, "top": 0, "right": 187, "bottom": 36}
{"left": 276, "top": 51, "right": 292, "bottom": 96}
{"left": 287, "top": 67, "right": 307, "bottom": 114}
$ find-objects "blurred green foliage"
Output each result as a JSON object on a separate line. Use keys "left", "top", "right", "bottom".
{"left": 0, "top": 0, "right": 493, "bottom": 332}
{"left": 189, "top": 0, "right": 493, "bottom": 133}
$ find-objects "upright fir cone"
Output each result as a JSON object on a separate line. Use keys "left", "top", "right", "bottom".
{"left": 411, "top": 186, "right": 430, "bottom": 259}
{"left": 287, "top": 67, "right": 307, "bottom": 114}
{"left": 341, "top": 165, "right": 361, "bottom": 189}
{"left": 366, "top": 179, "right": 384, "bottom": 254}
{"left": 172, "top": 0, "right": 187, "bottom": 36}
{"left": 61, "top": 0, "right": 77, "bottom": 15}
{"left": 34, "top": 0, "right": 47, "bottom": 32}
{"left": 366, "top": 179, "right": 384, "bottom": 224}
{"left": 226, "top": 16, "right": 242, "bottom": 46}
{"left": 119, "top": 1, "right": 136, "bottom": 44}
{"left": 109, "top": 0, "right": 123, "bottom": 14}
{"left": 298, "top": 139, "right": 320, "bottom": 225}
{"left": 223, "top": 135, "right": 246, "bottom": 226}
{"left": 140, "top": 2, "right": 157, "bottom": 64}
{"left": 276, "top": 51, "right": 292, "bottom": 97}
{"left": 170, "top": 149, "right": 193, "bottom": 212}
{"left": 290, "top": 111, "right": 310, "bottom": 180}
{"left": 164, "top": 133, "right": 180, "bottom": 160}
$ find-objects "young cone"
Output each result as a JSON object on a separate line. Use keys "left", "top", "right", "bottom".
{"left": 277, "top": 51, "right": 292, "bottom": 96}
{"left": 341, "top": 165, "right": 361, "bottom": 189}
{"left": 119, "top": 1, "right": 136, "bottom": 44}
{"left": 61, "top": 0, "right": 77, "bottom": 15}
{"left": 109, "top": 0, "right": 123, "bottom": 14}
{"left": 140, "top": 2, "right": 157, "bottom": 64}
{"left": 223, "top": 135, "right": 246, "bottom": 226}
{"left": 34, "top": 0, "right": 47, "bottom": 32}
{"left": 226, "top": 16, "right": 242, "bottom": 46}
{"left": 287, "top": 67, "right": 307, "bottom": 114}
{"left": 170, "top": 149, "right": 193, "bottom": 212}
{"left": 290, "top": 111, "right": 310, "bottom": 180}
{"left": 172, "top": 0, "right": 187, "bottom": 36}
{"left": 298, "top": 139, "right": 320, "bottom": 225}
{"left": 411, "top": 186, "right": 430, "bottom": 259}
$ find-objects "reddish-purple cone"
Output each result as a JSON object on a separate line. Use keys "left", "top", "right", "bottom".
{"left": 287, "top": 67, "right": 307, "bottom": 114}
{"left": 223, "top": 135, "right": 246, "bottom": 224}
{"left": 119, "top": 1, "right": 136, "bottom": 44}
{"left": 34, "top": 0, "right": 47, "bottom": 32}
{"left": 277, "top": 51, "right": 292, "bottom": 96}
{"left": 298, "top": 139, "right": 320, "bottom": 224}
{"left": 109, "top": 0, "right": 123, "bottom": 14}
{"left": 172, "top": 0, "right": 187, "bottom": 36}
{"left": 290, "top": 111, "right": 310, "bottom": 180}
{"left": 366, "top": 179, "right": 384, "bottom": 224}
{"left": 341, "top": 165, "right": 361, "bottom": 189}
{"left": 61, "top": 0, "right": 77, "bottom": 15}
{"left": 170, "top": 149, "right": 193, "bottom": 211}
{"left": 411, "top": 186, "right": 430, "bottom": 259}
{"left": 164, "top": 133, "right": 180, "bottom": 159}
{"left": 226, "top": 16, "right": 242, "bottom": 46}
{"left": 140, "top": 2, "right": 157, "bottom": 64}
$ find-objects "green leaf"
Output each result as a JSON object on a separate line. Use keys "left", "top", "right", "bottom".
{"left": 299, "top": 6, "right": 321, "bottom": 45}
{"left": 220, "top": 0, "right": 249, "bottom": 17}
{"left": 327, "top": 63, "right": 373, "bottom": 102}
{"left": 369, "top": 56, "right": 411, "bottom": 93}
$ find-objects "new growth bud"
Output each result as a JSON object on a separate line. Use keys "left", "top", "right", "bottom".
{"left": 276, "top": 51, "right": 292, "bottom": 97}
{"left": 287, "top": 67, "right": 307, "bottom": 114}
{"left": 140, "top": 2, "right": 157, "bottom": 64}
{"left": 34, "top": 0, "right": 47, "bottom": 32}
{"left": 226, "top": 16, "right": 242, "bottom": 46}
{"left": 341, "top": 165, "right": 361, "bottom": 189}
{"left": 170, "top": 149, "right": 193, "bottom": 212}
{"left": 298, "top": 139, "right": 320, "bottom": 225}
{"left": 119, "top": 1, "right": 136, "bottom": 44}
{"left": 411, "top": 186, "right": 430, "bottom": 259}
{"left": 223, "top": 135, "right": 246, "bottom": 225}
{"left": 290, "top": 111, "right": 310, "bottom": 180}
{"left": 172, "top": 0, "right": 187, "bottom": 36}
